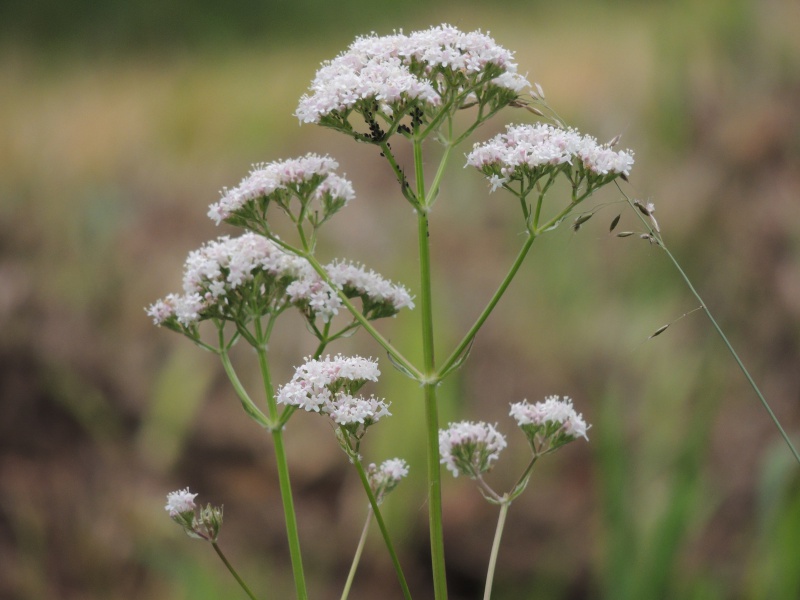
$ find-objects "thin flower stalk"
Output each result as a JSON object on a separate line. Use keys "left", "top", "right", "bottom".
{"left": 438, "top": 232, "right": 536, "bottom": 380}
{"left": 340, "top": 509, "right": 372, "bottom": 600}
{"left": 618, "top": 189, "right": 800, "bottom": 465}
{"left": 483, "top": 500, "right": 510, "bottom": 600}
{"left": 212, "top": 543, "right": 260, "bottom": 600}
{"left": 353, "top": 458, "right": 413, "bottom": 600}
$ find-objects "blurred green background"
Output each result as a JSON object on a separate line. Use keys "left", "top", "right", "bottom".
{"left": 2, "top": 0, "right": 800, "bottom": 598}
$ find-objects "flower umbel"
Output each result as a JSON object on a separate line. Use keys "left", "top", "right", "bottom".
{"left": 296, "top": 24, "right": 530, "bottom": 141}
{"left": 277, "top": 355, "right": 390, "bottom": 440}
{"left": 439, "top": 421, "right": 507, "bottom": 478}
{"left": 467, "top": 123, "right": 634, "bottom": 201}
{"left": 367, "top": 458, "right": 409, "bottom": 503}
{"left": 208, "top": 153, "right": 355, "bottom": 232}
{"left": 146, "top": 233, "right": 307, "bottom": 331}
{"left": 146, "top": 234, "right": 415, "bottom": 336}
{"left": 510, "top": 396, "right": 590, "bottom": 453}
{"left": 165, "top": 488, "right": 223, "bottom": 543}
{"left": 165, "top": 487, "right": 197, "bottom": 517}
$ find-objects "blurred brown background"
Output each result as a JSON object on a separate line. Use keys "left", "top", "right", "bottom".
{"left": 2, "top": 0, "right": 800, "bottom": 598}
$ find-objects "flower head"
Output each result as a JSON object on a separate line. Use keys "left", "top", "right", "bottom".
{"left": 510, "top": 395, "right": 590, "bottom": 451}
{"left": 439, "top": 421, "right": 507, "bottom": 478}
{"left": 467, "top": 123, "right": 634, "bottom": 195}
{"left": 296, "top": 24, "right": 529, "bottom": 136}
{"left": 147, "top": 235, "right": 414, "bottom": 332}
{"left": 146, "top": 233, "right": 307, "bottom": 329}
{"left": 208, "top": 153, "right": 355, "bottom": 229}
{"left": 327, "top": 393, "right": 391, "bottom": 427}
{"left": 277, "top": 355, "right": 390, "bottom": 440}
{"left": 368, "top": 458, "right": 409, "bottom": 502}
{"left": 165, "top": 488, "right": 197, "bottom": 517}
{"left": 165, "top": 488, "right": 223, "bottom": 543}
{"left": 326, "top": 260, "right": 415, "bottom": 318}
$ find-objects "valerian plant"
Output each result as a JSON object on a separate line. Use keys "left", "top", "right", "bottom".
{"left": 149, "top": 23, "right": 798, "bottom": 600}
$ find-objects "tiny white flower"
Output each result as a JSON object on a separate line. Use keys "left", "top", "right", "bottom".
{"left": 487, "top": 174, "right": 508, "bottom": 193}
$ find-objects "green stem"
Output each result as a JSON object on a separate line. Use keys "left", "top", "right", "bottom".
{"left": 483, "top": 501, "right": 510, "bottom": 600}
{"left": 300, "top": 252, "right": 423, "bottom": 381}
{"left": 212, "top": 542, "right": 259, "bottom": 600}
{"left": 219, "top": 349, "right": 271, "bottom": 428}
{"left": 438, "top": 232, "right": 536, "bottom": 379}
{"left": 340, "top": 509, "right": 372, "bottom": 600}
{"left": 616, "top": 187, "right": 800, "bottom": 464}
{"left": 353, "top": 459, "right": 413, "bottom": 600}
{"left": 413, "top": 135, "right": 448, "bottom": 599}
{"left": 659, "top": 243, "right": 800, "bottom": 464}
{"left": 426, "top": 143, "right": 453, "bottom": 207}
{"left": 254, "top": 320, "right": 308, "bottom": 600}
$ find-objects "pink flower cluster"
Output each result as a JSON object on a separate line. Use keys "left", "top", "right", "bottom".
{"left": 466, "top": 123, "right": 634, "bottom": 191}
{"left": 368, "top": 458, "right": 409, "bottom": 500}
{"left": 147, "top": 234, "right": 414, "bottom": 327}
{"left": 327, "top": 260, "right": 415, "bottom": 312}
{"left": 509, "top": 395, "right": 589, "bottom": 441}
{"left": 277, "top": 355, "right": 390, "bottom": 427}
{"left": 296, "top": 24, "right": 529, "bottom": 124}
{"left": 147, "top": 233, "right": 304, "bottom": 327}
{"left": 165, "top": 488, "right": 197, "bottom": 517}
{"left": 438, "top": 421, "right": 507, "bottom": 478}
{"left": 208, "top": 154, "right": 354, "bottom": 225}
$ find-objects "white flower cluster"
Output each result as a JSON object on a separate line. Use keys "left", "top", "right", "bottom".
{"left": 288, "top": 259, "right": 415, "bottom": 322}
{"left": 509, "top": 395, "right": 590, "bottom": 441}
{"left": 286, "top": 274, "right": 342, "bottom": 323}
{"left": 439, "top": 421, "right": 507, "bottom": 478}
{"left": 146, "top": 233, "right": 306, "bottom": 327}
{"left": 328, "top": 260, "right": 415, "bottom": 312}
{"left": 147, "top": 233, "right": 304, "bottom": 327}
{"left": 466, "top": 123, "right": 634, "bottom": 191}
{"left": 296, "top": 24, "right": 529, "bottom": 124}
{"left": 147, "top": 234, "right": 415, "bottom": 328}
{"left": 277, "top": 355, "right": 390, "bottom": 427}
{"left": 165, "top": 488, "right": 197, "bottom": 517}
{"left": 368, "top": 458, "right": 409, "bottom": 500}
{"left": 208, "top": 154, "right": 355, "bottom": 225}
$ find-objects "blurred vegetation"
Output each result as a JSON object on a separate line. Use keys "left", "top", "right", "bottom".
{"left": 2, "top": 0, "right": 800, "bottom": 598}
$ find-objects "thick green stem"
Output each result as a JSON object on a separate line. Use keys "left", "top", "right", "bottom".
{"left": 483, "top": 501, "right": 510, "bottom": 600}
{"left": 212, "top": 542, "right": 259, "bottom": 600}
{"left": 254, "top": 321, "right": 308, "bottom": 599}
{"left": 414, "top": 135, "right": 448, "bottom": 599}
